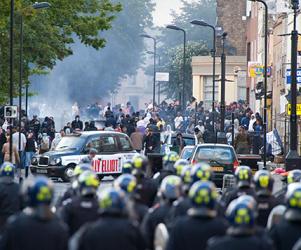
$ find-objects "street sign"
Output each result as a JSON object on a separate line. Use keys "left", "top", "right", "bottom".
{"left": 287, "top": 104, "right": 301, "bottom": 115}
{"left": 156, "top": 72, "right": 169, "bottom": 82}
{"left": 286, "top": 69, "right": 301, "bottom": 84}
{"left": 4, "top": 106, "right": 18, "bottom": 118}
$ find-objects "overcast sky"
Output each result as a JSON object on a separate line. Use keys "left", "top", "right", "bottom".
{"left": 153, "top": 0, "right": 184, "bottom": 26}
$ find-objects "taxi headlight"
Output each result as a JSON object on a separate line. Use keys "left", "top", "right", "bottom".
{"left": 31, "top": 157, "right": 38, "bottom": 165}
{"left": 50, "top": 157, "right": 61, "bottom": 166}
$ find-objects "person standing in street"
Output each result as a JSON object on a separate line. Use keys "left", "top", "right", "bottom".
{"left": 0, "top": 128, "right": 6, "bottom": 165}
{"left": 2, "top": 135, "right": 20, "bottom": 168}
{"left": 71, "top": 115, "right": 83, "bottom": 131}
{"left": 25, "top": 131, "right": 37, "bottom": 178}
{"left": 130, "top": 128, "right": 144, "bottom": 153}
{"left": 12, "top": 127, "right": 26, "bottom": 170}
{"left": 174, "top": 112, "right": 183, "bottom": 131}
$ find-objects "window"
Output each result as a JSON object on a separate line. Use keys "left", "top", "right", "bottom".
{"left": 99, "top": 136, "right": 118, "bottom": 152}
{"left": 195, "top": 146, "right": 234, "bottom": 164}
{"left": 119, "top": 136, "right": 133, "bottom": 151}
{"left": 84, "top": 138, "right": 101, "bottom": 153}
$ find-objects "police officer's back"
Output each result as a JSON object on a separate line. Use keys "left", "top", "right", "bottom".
{"left": 141, "top": 175, "right": 182, "bottom": 250}
{"left": 270, "top": 183, "right": 301, "bottom": 250}
{"left": 131, "top": 155, "right": 157, "bottom": 207}
{"left": 166, "top": 181, "right": 227, "bottom": 250}
{"left": 114, "top": 174, "right": 148, "bottom": 225}
{"left": 0, "top": 162, "right": 20, "bottom": 233}
{"left": 59, "top": 171, "right": 99, "bottom": 236}
{"left": 253, "top": 170, "right": 281, "bottom": 227}
{"left": 0, "top": 176, "right": 68, "bottom": 250}
{"left": 69, "top": 187, "right": 144, "bottom": 250}
{"left": 220, "top": 166, "right": 257, "bottom": 211}
{"left": 208, "top": 195, "right": 274, "bottom": 250}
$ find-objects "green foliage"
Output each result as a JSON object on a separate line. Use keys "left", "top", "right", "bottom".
{"left": 159, "top": 41, "right": 209, "bottom": 100}
{"left": 0, "top": 0, "right": 122, "bottom": 103}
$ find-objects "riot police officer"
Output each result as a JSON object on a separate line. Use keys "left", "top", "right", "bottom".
{"left": 141, "top": 175, "right": 182, "bottom": 250}
{"left": 114, "top": 174, "right": 148, "bottom": 224}
{"left": 207, "top": 195, "right": 274, "bottom": 250}
{"left": 167, "top": 181, "right": 227, "bottom": 250}
{"left": 122, "top": 160, "right": 133, "bottom": 174}
{"left": 0, "top": 162, "right": 20, "bottom": 233}
{"left": 174, "top": 159, "right": 189, "bottom": 176}
{"left": 0, "top": 176, "right": 68, "bottom": 250}
{"left": 56, "top": 163, "right": 92, "bottom": 208}
{"left": 153, "top": 151, "right": 180, "bottom": 185}
{"left": 220, "top": 166, "right": 257, "bottom": 211}
{"left": 131, "top": 154, "right": 157, "bottom": 207}
{"left": 275, "top": 169, "right": 301, "bottom": 203}
{"left": 58, "top": 171, "right": 100, "bottom": 236}
{"left": 253, "top": 170, "right": 281, "bottom": 227}
{"left": 270, "top": 183, "right": 301, "bottom": 250}
{"left": 69, "top": 187, "right": 145, "bottom": 250}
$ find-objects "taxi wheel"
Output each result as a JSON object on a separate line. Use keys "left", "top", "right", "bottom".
{"left": 62, "top": 165, "right": 75, "bottom": 182}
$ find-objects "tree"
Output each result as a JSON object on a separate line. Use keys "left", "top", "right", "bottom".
{"left": 159, "top": 41, "right": 209, "bottom": 101}
{"left": 160, "top": 0, "right": 216, "bottom": 49}
{"left": 32, "top": 0, "right": 155, "bottom": 105}
{"left": 0, "top": 0, "right": 122, "bottom": 103}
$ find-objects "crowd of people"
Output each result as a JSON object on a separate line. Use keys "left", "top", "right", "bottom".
{"left": 0, "top": 151, "right": 300, "bottom": 250}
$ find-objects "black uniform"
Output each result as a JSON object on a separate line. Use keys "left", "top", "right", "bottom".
{"left": 220, "top": 187, "right": 257, "bottom": 211}
{"left": 207, "top": 232, "right": 275, "bottom": 250}
{"left": 270, "top": 218, "right": 301, "bottom": 250}
{"left": 56, "top": 186, "right": 76, "bottom": 208}
{"left": 0, "top": 179, "right": 20, "bottom": 233}
{"left": 0, "top": 212, "right": 68, "bottom": 250}
{"left": 59, "top": 196, "right": 99, "bottom": 236}
{"left": 70, "top": 215, "right": 145, "bottom": 250}
{"left": 166, "top": 215, "right": 228, "bottom": 250}
{"left": 141, "top": 202, "right": 171, "bottom": 250}
{"left": 256, "top": 195, "right": 281, "bottom": 227}
{"left": 135, "top": 177, "right": 157, "bottom": 208}
{"left": 127, "top": 197, "right": 148, "bottom": 225}
{"left": 165, "top": 197, "right": 191, "bottom": 229}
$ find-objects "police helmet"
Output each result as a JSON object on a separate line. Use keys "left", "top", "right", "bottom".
{"left": 122, "top": 160, "right": 133, "bottom": 174}
{"left": 174, "top": 159, "right": 189, "bottom": 176}
{"left": 0, "top": 162, "right": 15, "bottom": 178}
{"left": 188, "top": 181, "right": 218, "bottom": 217}
{"left": 131, "top": 154, "right": 148, "bottom": 176}
{"left": 181, "top": 165, "right": 192, "bottom": 185}
{"left": 22, "top": 176, "right": 54, "bottom": 207}
{"left": 287, "top": 170, "right": 301, "bottom": 185}
{"left": 98, "top": 187, "right": 126, "bottom": 215}
{"left": 190, "top": 162, "right": 213, "bottom": 184}
{"left": 159, "top": 175, "right": 182, "bottom": 201}
{"left": 78, "top": 171, "right": 100, "bottom": 196}
{"left": 254, "top": 170, "right": 274, "bottom": 196}
{"left": 285, "top": 183, "right": 301, "bottom": 221}
{"left": 162, "top": 151, "right": 180, "bottom": 173}
{"left": 226, "top": 195, "right": 256, "bottom": 230}
{"left": 73, "top": 163, "right": 92, "bottom": 178}
{"left": 114, "top": 174, "right": 137, "bottom": 194}
{"left": 234, "top": 166, "right": 252, "bottom": 188}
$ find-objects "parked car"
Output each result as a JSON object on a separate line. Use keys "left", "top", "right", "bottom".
{"left": 162, "top": 133, "right": 196, "bottom": 154}
{"left": 30, "top": 131, "right": 137, "bottom": 181}
{"left": 190, "top": 143, "right": 239, "bottom": 187}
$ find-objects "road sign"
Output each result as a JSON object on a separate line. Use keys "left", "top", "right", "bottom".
{"left": 287, "top": 104, "right": 301, "bottom": 115}
{"left": 4, "top": 106, "right": 18, "bottom": 118}
{"left": 156, "top": 72, "right": 169, "bottom": 82}
{"left": 286, "top": 69, "right": 301, "bottom": 84}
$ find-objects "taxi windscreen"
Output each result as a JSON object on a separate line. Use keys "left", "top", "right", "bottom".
{"left": 55, "top": 136, "right": 85, "bottom": 151}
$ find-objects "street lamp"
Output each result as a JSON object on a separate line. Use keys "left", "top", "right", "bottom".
{"left": 248, "top": 0, "right": 268, "bottom": 168}
{"left": 24, "top": 2, "right": 51, "bottom": 116}
{"left": 141, "top": 34, "right": 157, "bottom": 111}
{"left": 285, "top": 0, "right": 301, "bottom": 170}
{"left": 191, "top": 19, "right": 216, "bottom": 131}
{"left": 220, "top": 32, "right": 227, "bottom": 133}
{"left": 166, "top": 25, "right": 187, "bottom": 109}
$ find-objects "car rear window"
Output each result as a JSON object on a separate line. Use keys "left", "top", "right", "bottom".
{"left": 119, "top": 135, "right": 133, "bottom": 151}
{"left": 195, "top": 146, "right": 235, "bottom": 163}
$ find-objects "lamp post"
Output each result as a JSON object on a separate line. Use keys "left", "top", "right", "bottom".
{"left": 191, "top": 19, "right": 216, "bottom": 131}
{"left": 220, "top": 32, "right": 227, "bottom": 133}
{"left": 286, "top": 0, "right": 301, "bottom": 170}
{"left": 9, "top": 0, "right": 14, "bottom": 162}
{"left": 24, "top": 2, "right": 51, "bottom": 116}
{"left": 166, "top": 25, "right": 187, "bottom": 109}
{"left": 141, "top": 34, "right": 157, "bottom": 111}
{"left": 248, "top": 0, "right": 268, "bottom": 168}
